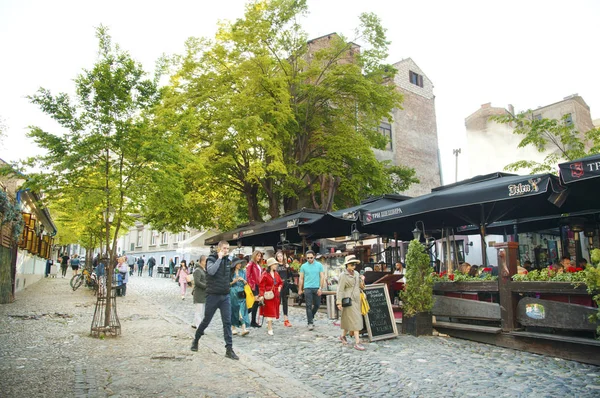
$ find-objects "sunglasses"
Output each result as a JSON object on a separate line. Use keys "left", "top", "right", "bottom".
{"left": 307, "top": 257, "right": 314, "bottom": 260}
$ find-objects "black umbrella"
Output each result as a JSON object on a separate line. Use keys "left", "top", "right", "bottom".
{"left": 558, "top": 153, "right": 600, "bottom": 185}
{"left": 360, "top": 173, "right": 566, "bottom": 266}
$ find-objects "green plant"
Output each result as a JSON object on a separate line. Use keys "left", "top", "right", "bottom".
{"left": 0, "top": 189, "right": 24, "bottom": 242}
{"left": 511, "top": 268, "right": 587, "bottom": 283}
{"left": 583, "top": 263, "right": 600, "bottom": 335}
{"left": 401, "top": 240, "right": 434, "bottom": 317}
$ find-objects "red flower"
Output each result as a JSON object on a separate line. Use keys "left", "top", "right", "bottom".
{"left": 566, "top": 266, "right": 577, "bottom": 273}
{"left": 449, "top": 274, "right": 455, "bottom": 281}
{"left": 483, "top": 267, "right": 492, "bottom": 273}
{"left": 575, "top": 267, "right": 584, "bottom": 272}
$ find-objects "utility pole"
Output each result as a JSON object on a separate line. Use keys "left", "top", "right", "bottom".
{"left": 453, "top": 148, "right": 461, "bottom": 182}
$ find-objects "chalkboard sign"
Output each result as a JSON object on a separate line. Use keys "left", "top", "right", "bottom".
{"left": 364, "top": 283, "right": 398, "bottom": 342}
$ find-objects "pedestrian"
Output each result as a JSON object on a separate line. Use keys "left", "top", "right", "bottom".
{"left": 336, "top": 255, "right": 366, "bottom": 351}
{"left": 246, "top": 250, "right": 263, "bottom": 328}
{"left": 45, "top": 258, "right": 53, "bottom": 278}
{"left": 60, "top": 253, "right": 69, "bottom": 278}
{"left": 127, "top": 255, "right": 135, "bottom": 276}
{"left": 259, "top": 257, "right": 283, "bottom": 336}
{"left": 148, "top": 256, "right": 156, "bottom": 277}
{"left": 70, "top": 254, "right": 81, "bottom": 276}
{"left": 116, "top": 256, "right": 129, "bottom": 297}
{"left": 297, "top": 250, "right": 325, "bottom": 331}
{"left": 169, "top": 258, "right": 175, "bottom": 276}
{"left": 275, "top": 250, "right": 293, "bottom": 327}
{"left": 230, "top": 258, "right": 250, "bottom": 336}
{"left": 176, "top": 260, "right": 189, "bottom": 300}
{"left": 192, "top": 255, "right": 208, "bottom": 329}
{"left": 137, "top": 256, "right": 145, "bottom": 277}
{"left": 191, "top": 240, "right": 239, "bottom": 360}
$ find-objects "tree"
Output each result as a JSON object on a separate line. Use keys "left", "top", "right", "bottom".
{"left": 23, "top": 26, "right": 184, "bottom": 333}
{"left": 154, "top": 0, "right": 417, "bottom": 227}
{"left": 492, "top": 112, "right": 600, "bottom": 173}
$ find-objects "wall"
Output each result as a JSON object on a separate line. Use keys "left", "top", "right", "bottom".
{"left": 15, "top": 249, "right": 45, "bottom": 293}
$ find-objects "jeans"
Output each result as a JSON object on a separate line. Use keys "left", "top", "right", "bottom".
{"left": 137, "top": 266, "right": 143, "bottom": 276}
{"left": 194, "top": 294, "right": 233, "bottom": 348}
{"left": 250, "top": 286, "right": 259, "bottom": 324}
{"left": 304, "top": 288, "right": 320, "bottom": 325}
{"left": 194, "top": 303, "right": 205, "bottom": 328}
{"left": 281, "top": 283, "right": 289, "bottom": 316}
{"left": 148, "top": 266, "right": 154, "bottom": 277}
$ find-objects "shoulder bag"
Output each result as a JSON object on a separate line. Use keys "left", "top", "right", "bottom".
{"left": 341, "top": 274, "right": 358, "bottom": 307}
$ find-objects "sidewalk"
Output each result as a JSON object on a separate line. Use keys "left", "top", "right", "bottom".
{"left": 1, "top": 275, "right": 599, "bottom": 397}
{"left": 0, "top": 276, "right": 326, "bottom": 398}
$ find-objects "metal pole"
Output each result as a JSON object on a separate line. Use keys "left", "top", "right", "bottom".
{"left": 453, "top": 148, "right": 461, "bottom": 182}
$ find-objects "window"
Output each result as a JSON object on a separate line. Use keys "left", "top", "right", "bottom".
{"left": 160, "top": 256, "right": 166, "bottom": 265}
{"left": 564, "top": 113, "right": 573, "bottom": 126}
{"left": 130, "top": 243, "right": 134, "bottom": 252}
{"left": 533, "top": 114, "right": 542, "bottom": 120}
{"left": 136, "top": 232, "right": 142, "bottom": 247}
{"left": 150, "top": 231, "right": 157, "bottom": 246}
{"left": 409, "top": 70, "right": 423, "bottom": 88}
{"left": 378, "top": 122, "right": 393, "bottom": 151}
{"left": 161, "top": 232, "right": 168, "bottom": 244}
{"left": 442, "top": 240, "right": 465, "bottom": 264}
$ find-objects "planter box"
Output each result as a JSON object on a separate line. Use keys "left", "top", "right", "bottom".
{"left": 509, "top": 281, "right": 590, "bottom": 295}
{"left": 402, "top": 312, "right": 432, "bottom": 336}
{"left": 433, "top": 281, "right": 499, "bottom": 293}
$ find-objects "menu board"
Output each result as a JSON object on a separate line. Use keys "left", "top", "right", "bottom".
{"left": 364, "top": 283, "right": 398, "bottom": 342}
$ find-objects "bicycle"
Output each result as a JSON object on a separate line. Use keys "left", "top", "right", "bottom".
{"left": 70, "top": 267, "right": 98, "bottom": 293}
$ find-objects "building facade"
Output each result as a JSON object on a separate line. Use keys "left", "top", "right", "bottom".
{"left": 465, "top": 94, "right": 595, "bottom": 177}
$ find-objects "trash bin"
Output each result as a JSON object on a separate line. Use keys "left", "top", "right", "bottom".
{"left": 326, "top": 294, "right": 338, "bottom": 319}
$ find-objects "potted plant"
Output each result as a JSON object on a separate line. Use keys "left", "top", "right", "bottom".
{"left": 401, "top": 239, "right": 434, "bottom": 336}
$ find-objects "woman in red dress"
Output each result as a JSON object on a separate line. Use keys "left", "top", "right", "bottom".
{"left": 259, "top": 257, "right": 283, "bottom": 336}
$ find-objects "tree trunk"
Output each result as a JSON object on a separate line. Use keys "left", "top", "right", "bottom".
{"left": 244, "top": 183, "right": 262, "bottom": 222}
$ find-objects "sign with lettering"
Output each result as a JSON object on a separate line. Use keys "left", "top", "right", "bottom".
{"left": 363, "top": 206, "right": 403, "bottom": 224}
{"left": 507, "top": 178, "right": 541, "bottom": 197}
{"left": 559, "top": 154, "right": 600, "bottom": 184}
{"left": 363, "top": 283, "right": 398, "bottom": 342}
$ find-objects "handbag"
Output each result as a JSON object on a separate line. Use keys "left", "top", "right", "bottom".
{"left": 360, "top": 292, "right": 370, "bottom": 315}
{"left": 264, "top": 290, "right": 275, "bottom": 300}
{"left": 244, "top": 284, "right": 255, "bottom": 309}
{"left": 237, "top": 290, "right": 246, "bottom": 299}
{"left": 341, "top": 273, "right": 358, "bottom": 308}
{"left": 186, "top": 274, "right": 193, "bottom": 283}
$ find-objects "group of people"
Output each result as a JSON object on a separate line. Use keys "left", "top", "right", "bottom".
{"left": 190, "top": 241, "right": 354, "bottom": 360}
{"left": 45, "top": 253, "right": 82, "bottom": 278}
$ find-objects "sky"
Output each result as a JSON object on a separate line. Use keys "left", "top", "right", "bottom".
{"left": 1, "top": 0, "right": 599, "bottom": 184}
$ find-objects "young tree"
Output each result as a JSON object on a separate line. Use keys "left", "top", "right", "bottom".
{"left": 24, "top": 26, "right": 183, "bottom": 332}
{"left": 492, "top": 112, "right": 600, "bottom": 173}
{"left": 157, "top": 0, "right": 417, "bottom": 226}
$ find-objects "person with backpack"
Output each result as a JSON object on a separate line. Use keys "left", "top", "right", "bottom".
{"left": 70, "top": 254, "right": 81, "bottom": 276}
{"left": 137, "top": 256, "right": 145, "bottom": 277}
{"left": 148, "top": 256, "right": 156, "bottom": 277}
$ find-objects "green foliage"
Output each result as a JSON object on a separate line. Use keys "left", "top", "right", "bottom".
{"left": 491, "top": 112, "right": 600, "bottom": 173}
{"left": 511, "top": 268, "right": 587, "bottom": 283}
{"left": 155, "top": 0, "right": 417, "bottom": 226}
{"left": 401, "top": 240, "right": 434, "bottom": 316}
{"left": 432, "top": 273, "right": 498, "bottom": 282}
{"left": 22, "top": 25, "right": 184, "bottom": 254}
{"left": 0, "top": 189, "right": 24, "bottom": 242}
{"left": 590, "top": 248, "right": 600, "bottom": 266}
{"left": 583, "top": 264, "right": 600, "bottom": 335}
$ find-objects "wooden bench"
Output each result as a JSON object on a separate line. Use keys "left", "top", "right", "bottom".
{"left": 516, "top": 297, "right": 598, "bottom": 332}
{"left": 432, "top": 295, "right": 502, "bottom": 333}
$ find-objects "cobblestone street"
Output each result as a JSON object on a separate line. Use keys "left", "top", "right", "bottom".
{"left": 1, "top": 274, "right": 599, "bottom": 397}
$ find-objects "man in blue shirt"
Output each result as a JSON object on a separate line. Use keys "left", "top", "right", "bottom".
{"left": 298, "top": 250, "right": 325, "bottom": 330}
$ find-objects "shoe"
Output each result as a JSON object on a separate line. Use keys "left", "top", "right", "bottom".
{"left": 284, "top": 320, "right": 292, "bottom": 327}
{"left": 191, "top": 325, "right": 197, "bottom": 329}
{"left": 250, "top": 322, "right": 262, "bottom": 328}
{"left": 267, "top": 329, "right": 273, "bottom": 336}
{"left": 308, "top": 324, "right": 314, "bottom": 331}
{"left": 181, "top": 296, "right": 185, "bottom": 300}
{"left": 354, "top": 344, "right": 365, "bottom": 351}
{"left": 191, "top": 341, "right": 198, "bottom": 352}
{"left": 339, "top": 336, "right": 348, "bottom": 345}
{"left": 232, "top": 328, "right": 238, "bottom": 335}
{"left": 225, "top": 347, "right": 239, "bottom": 360}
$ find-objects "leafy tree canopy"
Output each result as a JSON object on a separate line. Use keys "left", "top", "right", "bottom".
{"left": 150, "top": 0, "right": 418, "bottom": 229}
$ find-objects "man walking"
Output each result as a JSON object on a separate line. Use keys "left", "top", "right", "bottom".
{"left": 298, "top": 250, "right": 325, "bottom": 331}
{"left": 127, "top": 255, "right": 135, "bottom": 276}
{"left": 137, "top": 256, "right": 145, "bottom": 277}
{"left": 191, "top": 240, "right": 239, "bottom": 360}
{"left": 148, "top": 256, "right": 156, "bottom": 277}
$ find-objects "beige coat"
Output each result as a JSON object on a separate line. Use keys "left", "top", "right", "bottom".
{"left": 336, "top": 270, "right": 364, "bottom": 331}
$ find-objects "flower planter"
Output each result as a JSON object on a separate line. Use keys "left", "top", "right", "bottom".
{"left": 402, "top": 312, "right": 432, "bottom": 336}
{"left": 433, "top": 281, "right": 499, "bottom": 293}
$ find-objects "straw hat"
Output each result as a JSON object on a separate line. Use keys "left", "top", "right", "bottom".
{"left": 265, "top": 257, "right": 278, "bottom": 268}
{"left": 343, "top": 255, "right": 360, "bottom": 266}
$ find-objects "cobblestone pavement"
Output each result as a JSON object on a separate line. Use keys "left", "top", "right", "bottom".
{"left": 1, "top": 274, "right": 599, "bottom": 397}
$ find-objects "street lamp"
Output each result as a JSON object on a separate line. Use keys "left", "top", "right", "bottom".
{"left": 412, "top": 221, "right": 426, "bottom": 242}
{"left": 350, "top": 223, "right": 361, "bottom": 242}
{"left": 453, "top": 148, "right": 461, "bottom": 182}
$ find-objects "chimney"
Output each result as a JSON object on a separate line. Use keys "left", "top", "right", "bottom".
{"left": 481, "top": 102, "right": 491, "bottom": 109}
{"left": 508, "top": 104, "right": 515, "bottom": 115}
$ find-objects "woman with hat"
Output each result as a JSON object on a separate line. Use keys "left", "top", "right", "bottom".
{"left": 336, "top": 255, "right": 366, "bottom": 351}
{"left": 258, "top": 257, "right": 283, "bottom": 336}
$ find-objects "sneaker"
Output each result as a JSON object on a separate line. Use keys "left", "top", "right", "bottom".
{"left": 232, "top": 328, "right": 238, "bottom": 335}
{"left": 283, "top": 320, "right": 292, "bottom": 327}
{"left": 241, "top": 330, "right": 250, "bottom": 336}
{"left": 191, "top": 325, "right": 197, "bottom": 329}
{"left": 181, "top": 296, "right": 185, "bottom": 300}
{"left": 308, "top": 324, "right": 314, "bottom": 331}
{"left": 191, "top": 341, "right": 198, "bottom": 352}
{"left": 267, "top": 329, "right": 274, "bottom": 336}
{"left": 225, "top": 347, "right": 239, "bottom": 360}
{"left": 354, "top": 344, "right": 365, "bottom": 351}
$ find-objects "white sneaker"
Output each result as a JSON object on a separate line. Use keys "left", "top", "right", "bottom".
{"left": 267, "top": 329, "right": 274, "bottom": 336}
{"left": 232, "top": 328, "right": 238, "bottom": 335}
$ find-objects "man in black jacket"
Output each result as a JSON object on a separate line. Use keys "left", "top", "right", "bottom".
{"left": 191, "top": 240, "right": 239, "bottom": 360}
